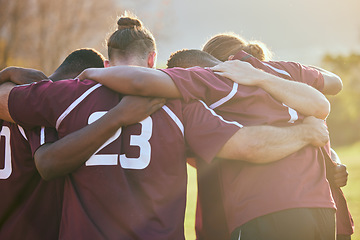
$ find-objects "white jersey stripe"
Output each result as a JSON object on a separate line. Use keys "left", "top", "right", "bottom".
{"left": 17, "top": 125, "right": 28, "bottom": 141}
{"left": 162, "top": 105, "right": 184, "bottom": 136}
{"left": 263, "top": 62, "right": 291, "bottom": 77}
{"left": 283, "top": 103, "right": 299, "bottom": 123}
{"left": 199, "top": 100, "right": 243, "bottom": 128}
{"left": 40, "top": 127, "right": 45, "bottom": 145}
{"left": 56, "top": 83, "right": 102, "bottom": 130}
{"left": 209, "top": 83, "right": 238, "bottom": 109}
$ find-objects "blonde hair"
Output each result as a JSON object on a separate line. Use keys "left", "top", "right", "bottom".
{"left": 202, "top": 33, "right": 272, "bottom": 61}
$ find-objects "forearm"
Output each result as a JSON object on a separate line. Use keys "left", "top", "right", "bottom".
{"left": 0, "top": 67, "right": 13, "bottom": 83}
{"left": 217, "top": 124, "right": 311, "bottom": 164}
{"left": 256, "top": 74, "right": 330, "bottom": 119}
{"left": 0, "top": 82, "right": 15, "bottom": 122}
{"left": 34, "top": 108, "right": 125, "bottom": 180}
{"left": 80, "top": 66, "right": 181, "bottom": 98}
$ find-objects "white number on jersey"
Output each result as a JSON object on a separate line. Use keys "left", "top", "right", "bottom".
{"left": 85, "top": 111, "right": 153, "bottom": 170}
{"left": 0, "top": 126, "right": 12, "bottom": 179}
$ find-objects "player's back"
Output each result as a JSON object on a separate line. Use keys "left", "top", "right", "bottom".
{"left": 15, "top": 79, "right": 188, "bottom": 240}
{"left": 0, "top": 121, "right": 63, "bottom": 240}
{"left": 162, "top": 57, "right": 334, "bottom": 233}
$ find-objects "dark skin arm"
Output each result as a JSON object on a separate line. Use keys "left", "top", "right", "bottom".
{"left": 34, "top": 95, "right": 165, "bottom": 180}
{"left": 328, "top": 148, "right": 348, "bottom": 187}
{"left": 0, "top": 66, "right": 47, "bottom": 84}
{"left": 0, "top": 67, "right": 48, "bottom": 122}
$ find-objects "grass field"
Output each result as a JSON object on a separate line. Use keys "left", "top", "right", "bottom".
{"left": 184, "top": 142, "right": 360, "bottom": 240}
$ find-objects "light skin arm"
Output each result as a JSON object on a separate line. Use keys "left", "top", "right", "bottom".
{"left": 211, "top": 60, "right": 331, "bottom": 120}
{"left": 217, "top": 116, "right": 329, "bottom": 164}
{"left": 34, "top": 96, "right": 165, "bottom": 180}
{"left": 77, "top": 66, "right": 182, "bottom": 98}
{"left": 308, "top": 65, "right": 343, "bottom": 95}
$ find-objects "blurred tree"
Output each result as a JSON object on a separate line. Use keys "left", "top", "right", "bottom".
{"left": 0, "top": 0, "right": 172, "bottom": 75}
{"left": 321, "top": 53, "right": 360, "bottom": 147}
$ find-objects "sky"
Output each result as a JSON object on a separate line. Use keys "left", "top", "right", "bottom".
{"left": 122, "top": 0, "right": 360, "bottom": 66}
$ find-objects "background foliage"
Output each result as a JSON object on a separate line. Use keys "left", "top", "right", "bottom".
{"left": 321, "top": 53, "right": 360, "bottom": 147}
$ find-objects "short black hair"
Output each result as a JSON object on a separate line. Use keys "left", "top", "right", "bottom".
{"left": 51, "top": 48, "right": 105, "bottom": 81}
{"left": 167, "top": 49, "right": 220, "bottom": 68}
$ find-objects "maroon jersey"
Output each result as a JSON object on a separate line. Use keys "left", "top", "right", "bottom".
{"left": 0, "top": 121, "right": 63, "bottom": 240}
{"left": 8, "top": 78, "right": 240, "bottom": 240}
{"left": 162, "top": 51, "right": 335, "bottom": 235}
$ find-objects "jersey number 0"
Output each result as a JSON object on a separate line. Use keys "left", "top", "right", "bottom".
{"left": 0, "top": 126, "right": 12, "bottom": 179}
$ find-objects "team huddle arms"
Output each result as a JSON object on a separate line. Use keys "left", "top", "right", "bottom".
{"left": 0, "top": 13, "right": 353, "bottom": 240}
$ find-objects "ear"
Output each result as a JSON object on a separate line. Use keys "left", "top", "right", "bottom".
{"left": 104, "top": 60, "right": 111, "bottom": 68}
{"left": 228, "top": 55, "right": 235, "bottom": 60}
{"left": 147, "top": 51, "right": 157, "bottom": 68}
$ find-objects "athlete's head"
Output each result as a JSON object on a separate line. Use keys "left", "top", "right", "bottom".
{"left": 167, "top": 49, "right": 221, "bottom": 68}
{"left": 202, "top": 33, "right": 272, "bottom": 61}
{"left": 106, "top": 12, "right": 157, "bottom": 68}
{"left": 50, "top": 48, "right": 105, "bottom": 81}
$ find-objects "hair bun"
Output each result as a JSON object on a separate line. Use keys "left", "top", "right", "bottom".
{"left": 117, "top": 17, "right": 142, "bottom": 30}
{"left": 245, "top": 41, "right": 270, "bottom": 61}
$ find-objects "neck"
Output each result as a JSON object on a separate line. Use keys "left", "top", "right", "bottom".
{"left": 110, "top": 57, "right": 148, "bottom": 68}
{"left": 49, "top": 71, "right": 76, "bottom": 81}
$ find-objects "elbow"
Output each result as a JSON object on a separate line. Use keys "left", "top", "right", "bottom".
{"left": 332, "top": 76, "right": 343, "bottom": 95}
{"left": 34, "top": 151, "right": 57, "bottom": 181}
{"left": 314, "top": 98, "right": 330, "bottom": 120}
{"left": 325, "top": 76, "right": 343, "bottom": 95}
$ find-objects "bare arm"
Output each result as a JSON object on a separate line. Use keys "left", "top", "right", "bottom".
{"left": 77, "top": 66, "right": 182, "bottom": 98}
{"left": 217, "top": 116, "right": 329, "bottom": 164}
{"left": 0, "top": 66, "right": 47, "bottom": 84}
{"left": 308, "top": 65, "right": 342, "bottom": 95}
{"left": 34, "top": 96, "right": 165, "bottom": 180}
{"left": 0, "top": 67, "right": 48, "bottom": 122}
{"left": 211, "top": 60, "right": 330, "bottom": 120}
{"left": 0, "top": 82, "right": 15, "bottom": 122}
{"left": 329, "top": 148, "right": 348, "bottom": 187}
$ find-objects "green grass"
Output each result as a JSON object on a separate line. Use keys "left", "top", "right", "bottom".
{"left": 184, "top": 142, "right": 360, "bottom": 240}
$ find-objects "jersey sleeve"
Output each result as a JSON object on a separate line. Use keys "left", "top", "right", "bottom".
{"left": 8, "top": 79, "right": 99, "bottom": 129}
{"left": 25, "top": 127, "right": 59, "bottom": 157}
{"left": 182, "top": 100, "right": 242, "bottom": 163}
{"left": 160, "top": 67, "right": 235, "bottom": 106}
{"left": 272, "top": 61, "right": 325, "bottom": 91}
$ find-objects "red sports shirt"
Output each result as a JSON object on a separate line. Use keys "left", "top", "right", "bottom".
{"left": 0, "top": 121, "right": 63, "bottom": 240}
{"left": 162, "top": 51, "right": 335, "bottom": 235}
{"left": 8, "top": 78, "right": 240, "bottom": 240}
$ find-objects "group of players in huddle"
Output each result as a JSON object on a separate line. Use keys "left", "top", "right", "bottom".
{"left": 0, "top": 12, "right": 354, "bottom": 240}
